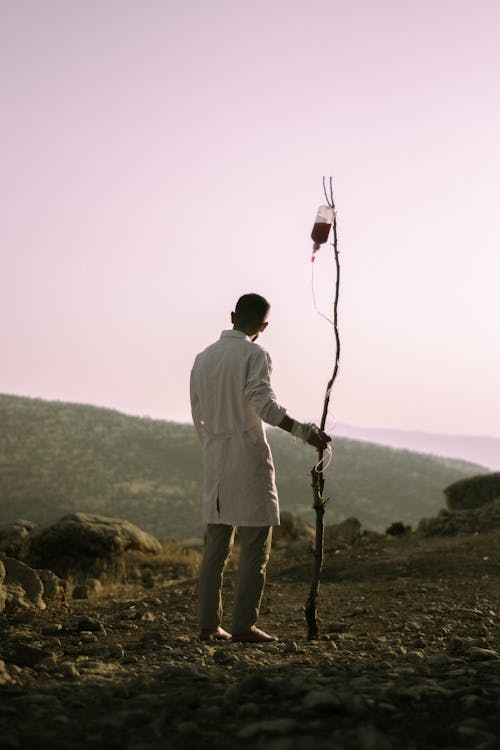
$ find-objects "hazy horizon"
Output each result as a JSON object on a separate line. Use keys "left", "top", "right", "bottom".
{"left": 2, "top": 391, "right": 499, "bottom": 441}
{"left": 2, "top": 1, "right": 499, "bottom": 438}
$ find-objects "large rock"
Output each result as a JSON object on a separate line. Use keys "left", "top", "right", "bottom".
{"left": 37, "top": 569, "right": 66, "bottom": 603}
{"left": 273, "top": 512, "right": 315, "bottom": 547}
{"left": 324, "top": 517, "right": 362, "bottom": 548}
{"left": 444, "top": 473, "right": 500, "bottom": 511}
{"left": 0, "top": 558, "right": 65, "bottom": 613}
{"left": 26, "top": 513, "right": 162, "bottom": 581}
{"left": 418, "top": 500, "right": 500, "bottom": 537}
{"left": 0, "top": 560, "right": 6, "bottom": 614}
{"left": 0, "top": 519, "right": 36, "bottom": 557}
{"left": 272, "top": 516, "right": 315, "bottom": 557}
{"left": 2, "top": 557, "right": 46, "bottom": 610}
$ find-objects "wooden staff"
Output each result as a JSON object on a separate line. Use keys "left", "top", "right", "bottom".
{"left": 305, "top": 177, "right": 341, "bottom": 640}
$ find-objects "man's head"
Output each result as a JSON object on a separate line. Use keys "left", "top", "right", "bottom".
{"left": 231, "top": 293, "right": 270, "bottom": 340}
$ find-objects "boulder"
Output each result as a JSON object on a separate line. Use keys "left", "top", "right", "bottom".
{"left": 0, "top": 519, "right": 36, "bottom": 557}
{"left": 37, "top": 569, "right": 66, "bottom": 603}
{"left": 273, "top": 512, "right": 315, "bottom": 548}
{"left": 26, "top": 513, "right": 162, "bottom": 582}
{"left": 2, "top": 557, "right": 46, "bottom": 610}
{"left": 0, "top": 659, "right": 11, "bottom": 686}
{"left": 444, "top": 473, "right": 500, "bottom": 511}
{"left": 324, "top": 517, "right": 361, "bottom": 548}
{"left": 418, "top": 501, "right": 500, "bottom": 537}
{"left": 0, "top": 560, "right": 6, "bottom": 614}
{"left": 0, "top": 558, "right": 65, "bottom": 613}
{"left": 72, "top": 578, "right": 102, "bottom": 599}
{"left": 9, "top": 641, "right": 57, "bottom": 668}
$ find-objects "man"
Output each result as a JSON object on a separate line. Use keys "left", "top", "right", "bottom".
{"left": 190, "top": 293, "right": 331, "bottom": 643}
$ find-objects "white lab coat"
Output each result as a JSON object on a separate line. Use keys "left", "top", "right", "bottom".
{"left": 190, "top": 330, "right": 287, "bottom": 526}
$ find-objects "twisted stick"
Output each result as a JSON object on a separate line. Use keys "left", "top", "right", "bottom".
{"left": 305, "top": 179, "right": 341, "bottom": 640}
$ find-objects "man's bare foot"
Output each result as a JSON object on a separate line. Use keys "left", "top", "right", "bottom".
{"left": 231, "top": 626, "right": 278, "bottom": 643}
{"left": 199, "top": 627, "right": 232, "bottom": 641}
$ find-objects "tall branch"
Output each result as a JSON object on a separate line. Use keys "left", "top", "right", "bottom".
{"left": 305, "top": 178, "right": 341, "bottom": 640}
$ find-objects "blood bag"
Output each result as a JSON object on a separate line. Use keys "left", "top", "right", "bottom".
{"left": 311, "top": 205, "right": 334, "bottom": 250}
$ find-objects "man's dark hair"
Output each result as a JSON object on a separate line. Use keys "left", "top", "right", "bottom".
{"left": 234, "top": 293, "right": 270, "bottom": 330}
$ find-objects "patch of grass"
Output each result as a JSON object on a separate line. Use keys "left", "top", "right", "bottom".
{"left": 125, "top": 539, "right": 203, "bottom": 583}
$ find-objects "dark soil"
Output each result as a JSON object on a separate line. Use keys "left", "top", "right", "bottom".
{"left": 2, "top": 529, "right": 500, "bottom": 749}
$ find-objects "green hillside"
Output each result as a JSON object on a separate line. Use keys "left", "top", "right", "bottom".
{"left": 0, "top": 394, "right": 488, "bottom": 538}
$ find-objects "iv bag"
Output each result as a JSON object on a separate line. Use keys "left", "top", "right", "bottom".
{"left": 311, "top": 205, "right": 334, "bottom": 250}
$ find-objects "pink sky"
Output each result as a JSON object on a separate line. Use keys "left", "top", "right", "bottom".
{"left": 2, "top": 0, "right": 499, "bottom": 437}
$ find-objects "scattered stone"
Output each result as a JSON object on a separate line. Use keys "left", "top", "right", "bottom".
{"left": 468, "top": 647, "right": 499, "bottom": 661}
{"left": 176, "top": 721, "right": 202, "bottom": 737}
{"left": 59, "top": 662, "right": 80, "bottom": 679}
{"left": 325, "top": 517, "right": 361, "bottom": 548}
{"left": 73, "top": 585, "right": 89, "bottom": 599}
{"left": 237, "top": 718, "right": 299, "bottom": 740}
{"left": 37, "top": 569, "right": 66, "bottom": 604}
{"left": 238, "top": 702, "right": 260, "bottom": 717}
{"left": 402, "top": 650, "right": 426, "bottom": 665}
{"left": 141, "top": 570, "right": 155, "bottom": 588}
{"left": 11, "top": 643, "right": 57, "bottom": 668}
{"left": 356, "top": 723, "right": 393, "bottom": 750}
{"left": 10, "top": 609, "right": 36, "bottom": 624}
{"left": 77, "top": 661, "right": 126, "bottom": 680}
{"left": 73, "top": 578, "right": 103, "bottom": 599}
{"left": 303, "top": 688, "right": 341, "bottom": 712}
{"left": 0, "top": 561, "right": 6, "bottom": 614}
{"left": 446, "top": 634, "right": 465, "bottom": 654}
{"left": 2, "top": 508, "right": 500, "bottom": 750}
{"left": 326, "top": 621, "right": 349, "bottom": 633}
{"left": 0, "top": 660, "right": 12, "bottom": 686}
{"left": 426, "top": 653, "right": 450, "bottom": 668}
{"left": 0, "top": 520, "right": 36, "bottom": 557}
{"left": 80, "top": 635, "right": 99, "bottom": 644}
{"left": 41, "top": 623, "right": 63, "bottom": 636}
{"left": 213, "top": 650, "right": 238, "bottom": 666}
{"left": 77, "top": 616, "right": 105, "bottom": 633}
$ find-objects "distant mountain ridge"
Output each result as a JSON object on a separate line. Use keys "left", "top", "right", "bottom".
{"left": 0, "top": 394, "right": 490, "bottom": 539}
{"left": 333, "top": 423, "right": 500, "bottom": 471}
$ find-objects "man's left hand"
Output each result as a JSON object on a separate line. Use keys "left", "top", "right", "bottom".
{"left": 306, "top": 424, "right": 331, "bottom": 451}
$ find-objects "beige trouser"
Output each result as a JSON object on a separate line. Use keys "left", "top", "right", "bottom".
{"left": 198, "top": 524, "right": 273, "bottom": 634}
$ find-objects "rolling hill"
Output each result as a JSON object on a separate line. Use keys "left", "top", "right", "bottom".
{"left": 0, "top": 394, "right": 489, "bottom": 539}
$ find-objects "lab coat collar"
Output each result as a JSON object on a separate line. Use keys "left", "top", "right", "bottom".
{"left": 220, "top": 329, "right": 251, "bottom": 342}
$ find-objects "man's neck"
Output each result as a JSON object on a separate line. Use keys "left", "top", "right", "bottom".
{"left": 232, "top": 321, "right": 264, "bottom": 342}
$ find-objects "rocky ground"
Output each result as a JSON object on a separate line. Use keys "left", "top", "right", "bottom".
{"left": 2, "top": 528, "right": 500, "bottom": 750}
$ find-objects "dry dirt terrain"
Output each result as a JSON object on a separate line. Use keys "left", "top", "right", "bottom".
{"left": 2, "top": 529, "right": 500, "bottom": 750}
